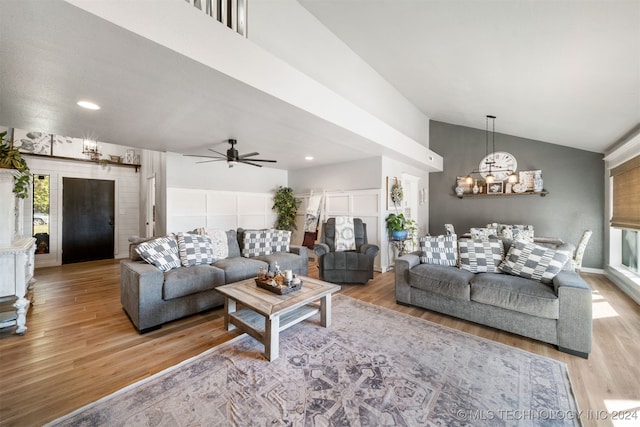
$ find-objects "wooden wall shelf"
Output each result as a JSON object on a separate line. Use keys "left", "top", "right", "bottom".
{"left": 456, "top": 190, "right": 548, "bottom": 199}
{"left": 23, "top": 153, "right": 141, "bottom": 172}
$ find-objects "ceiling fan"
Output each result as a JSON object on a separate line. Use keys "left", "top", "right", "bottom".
{"left": 185, "top": 139, "right": 277, "bottom": 168}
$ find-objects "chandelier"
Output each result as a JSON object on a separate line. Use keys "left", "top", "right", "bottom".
{"left": 465, "top": 115, "right": 518, "bottom": 185}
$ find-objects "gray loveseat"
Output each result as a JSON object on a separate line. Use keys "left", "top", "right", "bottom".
{"left": 395, "top": 240, "right": 592, "bottom": 358}
{"left": 120, "top": 229, "right": 308, "bottom": 333}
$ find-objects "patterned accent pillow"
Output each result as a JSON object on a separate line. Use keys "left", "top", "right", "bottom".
{"left": 242, "top": 230, "right": 273, "bottom": 258}
{"left": 270, "top": 229, "right": 291, "bottom": 253}
{"left": 135, "top": 236, "right": 182, "bottom": 272}
{"left": 334, "top": 216, "right": 357, "bottom": 251}
{"left": 176, "top": 232, "right": 214, "bottom": 267}
{"left": 458, "top": 238, "right": 504, "bottom": 273}
{"left": 499, "top": 239, "right": 570, "bottom": 284}
{"left": 419, "top": 234, "right": 458, "bottom": 266}
{"left": 501, "top": 224, "right": 534, "bottom": 242}
{"left": 197, "top": 228, "right": 229, "bottom": 261}
{"left": 469, "top": 227, "right": 498, "bottom": 240}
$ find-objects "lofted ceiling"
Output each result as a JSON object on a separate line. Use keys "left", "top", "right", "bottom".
{"left": 300, "top": 0, "right": 640, "bottom": 153}
{"left": 0, "top": 0, "right": 638, "bottom": 174}
{"left": 0, "top": 0, "right": 406, "bottom": 171}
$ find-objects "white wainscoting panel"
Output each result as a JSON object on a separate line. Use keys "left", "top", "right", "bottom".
{"left": 168, "top": 188, "right": 276, "bottom": 232}
{"left": 296, "top": 189, "right": 381, "bottom": 271}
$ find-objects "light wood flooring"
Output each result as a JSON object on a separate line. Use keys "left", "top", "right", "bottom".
{"left": 1, "top": 259, "right": 639, "bottom": 426}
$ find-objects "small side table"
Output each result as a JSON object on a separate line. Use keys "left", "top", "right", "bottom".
{"left": 389, "top": 238, "right": 410, "bottom": 257}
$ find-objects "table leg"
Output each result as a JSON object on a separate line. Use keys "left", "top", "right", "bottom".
{"left": 265, "top": 315, "right": 280, "bottom": 361}
{"left": 320, "top": 294, "right": 332, "bottom": 327}
{"left": 224, "top": 297, "right": 236, "bottom": 331}
{"left": 13, "top": 297, "right": 29, "bottom": 335}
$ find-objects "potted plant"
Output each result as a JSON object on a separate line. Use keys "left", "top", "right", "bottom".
{"left": 0, "top": 131, "right": 31, "bottom": 199}
{"left": 385, "top": 213, "right": 408, "bottom": 240}
{"left": 272, "top": 186, "right": 300, "bottom": 231}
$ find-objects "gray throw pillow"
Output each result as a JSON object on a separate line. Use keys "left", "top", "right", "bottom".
{"left": 419, "top": 234, "right": 458, "bottom": 266}
{"left": 135, "top": 236, "right": 182, "bottom": 272}
{"left": 458, "top": 238, "right": 504, "bottom": 273}
{"left": 499, "top": 239, "right": 570, "bottom": 284}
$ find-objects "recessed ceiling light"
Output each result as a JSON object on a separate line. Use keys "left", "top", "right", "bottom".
{"left": 77, "top": 100, "right": 101, "bottom": 110}
{"left": 305, "top": 156, "right": 314, "bottom": 161}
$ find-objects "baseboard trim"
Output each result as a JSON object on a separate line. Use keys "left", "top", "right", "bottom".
{"left": 606, "top": 266, "right": 640, "bottom": 305}
{"left": 580, "top": 267, "right": 605, "bottom": 274}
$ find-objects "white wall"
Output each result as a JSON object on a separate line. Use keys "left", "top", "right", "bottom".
{"left": 289, "top": 155, "right": 431, "bottom": 271}
{"left": 166, "top": 188, "right": 277, "bottom": 233}
{"left": 166, "top": 152, "right": 287, "bottom": 193}
{"left": 24, "top": 156, "right": 140, "bottom": 268}
{"left": 381, "top": 156, "right": 431, "bottom": 270}
{"left": 288, "top": 157, "right": 382, "bottom": 194}
{"left": 249, "top": 0, "right": 430, "bottom": 146}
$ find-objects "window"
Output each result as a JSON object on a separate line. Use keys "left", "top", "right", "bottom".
{"left": 622, "top": 229, "right": 639, "bottom": 273}
{"left": 33, "top": 175, "right": 50, "bottom": 254}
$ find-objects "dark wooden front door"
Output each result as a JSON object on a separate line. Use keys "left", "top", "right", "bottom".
{"left": 62, "top": 178, "right": 115, "bottom": 264}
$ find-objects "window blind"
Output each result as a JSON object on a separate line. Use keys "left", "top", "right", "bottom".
{"left": 611, "top": 155, "right": 640, "bottom": 230}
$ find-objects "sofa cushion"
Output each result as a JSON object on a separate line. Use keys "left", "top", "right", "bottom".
{"left": 241, "top": 229, "right": 273, "bottom": 257}
{"left": 176, "top": 232, "right": 214, "bottom": 267}
{"left": 419, "top": 234, "right": 458, "bottom": 266}
{"left": 135, "top": 236, "right": 182, "bottom": 272}
{"left": 319, "top": 251, "right": 372, "bottom": 272}
{"left": 458, "top": 238, "right": 504, "bottom": 273}
{"left": 409, "top": 263, "right": 473, "bottom": 300}
{"left": 255, "top": 252, "right": 304, "bottom": 274}
{"left": 499, "top": 240, "right": 570, "bottom": 284}
{"left": 470, "top": 273, "right": 559, "bottom": 319}
{"left": 213, "top": 256, "right": 268, "bottom": 283}
{"left": 162, "top": 265, "right": 225, "bottom": 300}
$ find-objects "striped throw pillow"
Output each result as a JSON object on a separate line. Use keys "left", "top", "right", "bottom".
{"left": 499, "top": 239, "right": 569, "bottom": 284}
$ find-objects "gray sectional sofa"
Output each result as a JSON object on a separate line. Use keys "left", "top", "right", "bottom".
{"left": 120, "top": 229, "right": 308, "bottom": 332}
{"left": 395, "top": 240, "right": 592, "bottom": 358}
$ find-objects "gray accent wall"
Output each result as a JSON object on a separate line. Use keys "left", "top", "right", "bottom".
{"left": 429, "top": 121, "right": 604, "bottom": 269}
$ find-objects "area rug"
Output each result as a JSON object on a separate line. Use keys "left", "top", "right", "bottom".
{"left": 48, "top": 295, "right": 581, "bottom": 426}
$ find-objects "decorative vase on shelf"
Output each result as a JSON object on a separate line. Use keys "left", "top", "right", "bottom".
{"left": 455, "top": 185, "right": 464, "bottom": 196}
{"left": 472, "top": 181, "right": 479, "bottom": 194}
{"left": 533, "top": 171, "right": 543, "bottom": 192}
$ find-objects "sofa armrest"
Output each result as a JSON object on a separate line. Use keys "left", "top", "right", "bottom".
{"left": 314, "top": 243, "right": 330, "bottom": 256}
{"left": 395, "top": 254, "right": 420, "bottom": 304}
{"left": 289, "top": 244, "right": 308, "bottom": 259}
{"left": 120, "top": 260, "right": 165, "bottom": 331}
{"left": 553, "top": 271, "right": 593, "bottom": 356}
{"left": 359, "top": 243, "right": 380, "bottom": 257}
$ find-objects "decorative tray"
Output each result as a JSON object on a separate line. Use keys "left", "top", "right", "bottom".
{"left": 255, "top": 278, "right": 302, "bottom": 295}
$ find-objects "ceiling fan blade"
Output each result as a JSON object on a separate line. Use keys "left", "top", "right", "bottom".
{"left": 239, "top": 152, "right": 259, "bottom": 159}
{"left": 239, "top": 160, "right": 263, "bottom": 167}
{"left": 184, "top": 154, "right": 224, "bottom": 159}
{"left": 208, "top": 148, "right": 228, "bottom": 157}
{"left": 243, "top": 158, "right": 277, "bottom": 163}
{"left": 195, "top": 158, "right": 227, "bottom": 164}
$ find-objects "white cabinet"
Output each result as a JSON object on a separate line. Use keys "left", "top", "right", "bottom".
{"left": 0, "top": 169, "right": 35, "bottom": 334}
{"left": 0, "top": 238, "right": 36, "bottom": 334}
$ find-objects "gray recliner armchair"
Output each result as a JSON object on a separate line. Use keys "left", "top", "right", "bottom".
{"left": 314, "top": 218, "right": 379, "bottom": 284}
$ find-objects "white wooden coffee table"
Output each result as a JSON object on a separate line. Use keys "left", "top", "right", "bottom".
{"left": 216, "top": 276, "right": 341, "bottom": 361}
